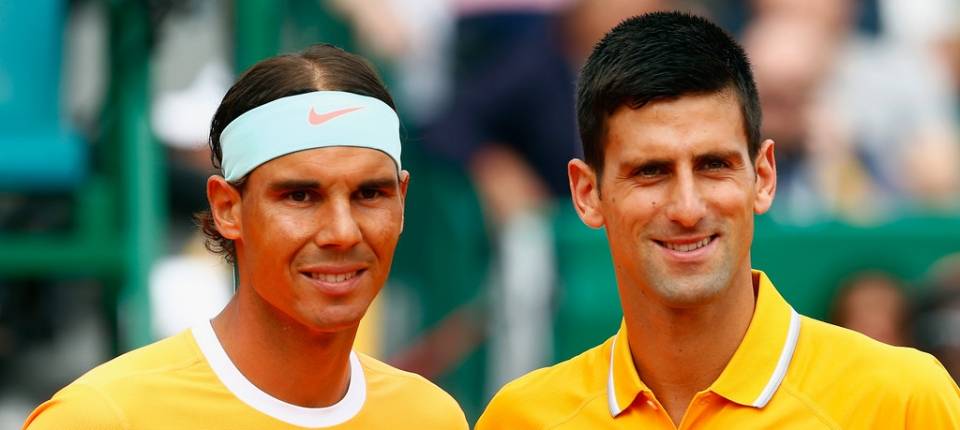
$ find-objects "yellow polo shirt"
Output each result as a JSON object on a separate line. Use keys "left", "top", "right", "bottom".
{"left": 477, "top": 271, "right": 960, "bottom": 429}
{"left": 24, "top": 321, "right": 468, "bottom": 429}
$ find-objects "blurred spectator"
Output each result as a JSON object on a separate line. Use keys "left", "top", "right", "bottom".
{"left": 561, "top": 0, "right": 674, "bottom": 63}
{"left": 328, "top": 0, "right": 454, "bottom": 123}
{"left": 421, "top": 0, "right": 578, "bottom": 394}
{"left": 880, "top": 0, "right": 960, "bottom": 208}
{"left": 915, "top": 253, "right": 960, "bottom": 382}
{"left": 147, "top": 0, "right": 233, "bottom": 340}
{"left": 744, "top": 13, "right": 845, "bottom": 222}
{"left": 425, "top": 0, "right": 578, "bottom": 218}
{"left": 831, "top": 270, "right": 910, "bottom": 346}
{"left": 744, "top": 0, "right": 960, "bottom": 224}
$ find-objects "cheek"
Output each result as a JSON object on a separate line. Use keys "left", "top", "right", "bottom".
{"left": 245, "top": 205, "right": 316, "bottom": 257}
{"left": 358, "top": 206, "right": 404, "bottom": 255}
{"left": 709, "top": 182, "right": 755, "bottom": 215}
{"left": 710, "top": 187, "right": 756, "bottom": 250}
{"left": 607, "top": 191, "right": 659, "bottom": 232}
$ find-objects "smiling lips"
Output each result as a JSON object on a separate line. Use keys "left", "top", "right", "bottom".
{"left": 301, "top": 267, "right": 367, "bottom": 296}
{"left": 655, "top": 235, "right": 717, "bottom": 254}
{"left": 306, "top": 271, "right": 361, "bottom": 283}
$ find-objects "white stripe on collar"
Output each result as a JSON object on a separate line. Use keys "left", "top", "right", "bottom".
{"left": 606, "top": 308, "right": 802, "bottom": 415}
{"left": 607, "top": 333, "right": 622, "bottom": 417}
{"left": 191, "top": 321, "right": 366, "bottom": 427}
{"left": 751, "top": 308, "right": 801, "bottom": 407}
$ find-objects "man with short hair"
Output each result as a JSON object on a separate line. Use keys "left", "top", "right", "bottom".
{"left": 476, "top": 12, "right": 960, "bottom": 429}
{"left": 24, "top": 45, "right": 468, "bottom": 429}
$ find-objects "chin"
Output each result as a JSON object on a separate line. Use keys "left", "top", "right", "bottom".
{"left": 296, "top": 306, "right": 366, "bottom": 333}
{"left": 657, "top": 287, "right": 724, "bottom": 308}
{"left": 301, "top": 318, "right": 363, "bottom": 335}
{"left": 650, "top": 272, "right": 732, "bottom": 308}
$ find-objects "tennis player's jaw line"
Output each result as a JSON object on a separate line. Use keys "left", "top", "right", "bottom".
{"left": 308, "top": 106, "right": 363, "bottom": 125}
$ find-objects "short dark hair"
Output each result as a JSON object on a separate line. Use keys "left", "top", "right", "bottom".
{"left": 576, "top": 11, "right": 761, "bottom": 175}
{"left": 195, "top": 44, "right": 396, "bottom": 264}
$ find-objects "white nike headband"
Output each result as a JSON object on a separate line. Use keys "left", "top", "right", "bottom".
{"left": 220, "top": 91, "right": 401, "bottom": 182}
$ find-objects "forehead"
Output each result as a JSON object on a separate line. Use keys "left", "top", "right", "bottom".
{"left": 247, "top": 146, "right": 397, "bottom": 184}
{"left": 604, "top": 91, "right": 748, "bottom": 161}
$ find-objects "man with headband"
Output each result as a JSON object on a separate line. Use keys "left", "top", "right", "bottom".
{"left": 23, "top": 45, "right": 469, "bottom": 429}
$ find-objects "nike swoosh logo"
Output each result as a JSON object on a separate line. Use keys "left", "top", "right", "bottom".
{"left": 308, "top": 106, "right": 363, "bottom": 125}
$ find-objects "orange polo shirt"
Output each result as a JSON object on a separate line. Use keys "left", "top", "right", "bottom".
{"left": 24, "top": 322, "right": 468, "bottom": 429}
{"left": 477, "top": 271, "right": 960, "bottom": 429}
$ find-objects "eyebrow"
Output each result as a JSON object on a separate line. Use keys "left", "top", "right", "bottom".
{"left": 620, "top": 150, "right": 745, "bottom": 170}
{"left": 268, "top": 179, "right": 321, "bottom": 192}
{"left": 267, "top": 176, "right": 399, "bottom": 192}
{"left": 694, "top": 150, "right": 744, "bottom": 163}
{"left": 621, "top": 158, "right": 669, "bottom": 171}
{"left": 357, "top": 177, "right": 400, "bottom": 190}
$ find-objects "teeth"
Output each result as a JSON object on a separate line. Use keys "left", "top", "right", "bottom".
{"left": 664, "top": 237, "right": 711, "bottom": 252}
{"left": 310, "top": 271, "right": 358, "bottom": 283}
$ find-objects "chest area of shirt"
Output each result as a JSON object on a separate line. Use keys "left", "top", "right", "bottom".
{"left": 549, "top": 398, "right": 837, "bottom": 430}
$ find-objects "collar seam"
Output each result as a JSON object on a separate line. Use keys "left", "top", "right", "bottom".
{"left": 545, "top": 390, "right": 608, "bottom": 429}
{"left": 191, "top": 322, "right": 366, "bottom": 427}
{"left": 779, "top": 383, "right": 841, "bottom": 429}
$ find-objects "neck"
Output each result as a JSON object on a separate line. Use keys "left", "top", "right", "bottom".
{"left": 623, "top": 270, "right": 756, "bottom": 426}
{"left": 210, "top": 289, "right": 357, "bottom": 408}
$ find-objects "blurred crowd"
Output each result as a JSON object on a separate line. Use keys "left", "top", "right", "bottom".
{"left": 1, "top": 0, "right": 959, "bottom": 425}
{"left": 832, "top": 254, "right": 960, "bottom": 382}
{"left": 149, "top": 0, "right": 960, "bottom": 228}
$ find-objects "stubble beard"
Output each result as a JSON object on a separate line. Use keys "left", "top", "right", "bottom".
{"left": 640, "top": 250, "right": 735, "bottom": 309}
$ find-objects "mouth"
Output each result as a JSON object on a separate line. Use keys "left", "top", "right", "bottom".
{"left": 304, "top": 270, "right": 363, "bottom": 283}
{"left": 655, "top": 235, "right": 716, "bottom": 252}
{"left": 654, "top": 234, "right": 718, "bottom": 260}
{"left": 300, "top": 268, "right": 367, "bottom": 296}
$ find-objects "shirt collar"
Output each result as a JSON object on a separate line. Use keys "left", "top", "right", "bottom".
{"left": 607, "top": 320, "right": 651, "bottom": 416}
{"left": 606, "top": 270, "right": 801, "bottom": 417}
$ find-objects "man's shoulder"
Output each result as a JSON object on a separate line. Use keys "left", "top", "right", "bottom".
{"left": 477, "top": 338, "right": 612, "bottom": 429}
{"left": 801, "top": 316, "right": 935, "bottom": 368}
{"left": 357, "top": 352, "right": 456, "bottom": 400}
{"left": 788, "top": 316, "right": 960, "bottom": 426}
{"left": 74, "top": 329, "right": 202, "bottom": 389}
{"left": 357, "top": 353, "right": 468, "bottom": 429}
{"left": 23, "top": 331, "right": 202, "bottom": 429}
{"left": 795, "top": 316, "right": 957, "bottom": 394}
{"left": 491, "top": 340, "right": 609, "bottom": 402}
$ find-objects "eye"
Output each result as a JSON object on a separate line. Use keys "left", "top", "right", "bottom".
{"left": 637, "top": 165, "right": 664, "bottom": 177}
{"left": 703, "top": 159, "right": 729, "bottom": 170}
{"left": 358, "top": 188, "right": 382, "bottom": 200}
{"left": 287, "top": 190, "right": 310, "bottom": 202}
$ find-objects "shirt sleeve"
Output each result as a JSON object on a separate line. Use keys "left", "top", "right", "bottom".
{"left": 22, "top": 383, "right": 127, "bottom": 430}
{"left": 904, "top": 354, "right": 960, "bottom": 428}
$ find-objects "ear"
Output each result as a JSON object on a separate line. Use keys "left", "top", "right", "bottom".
{"left": 398, "top": 169, "right": 410, "bottom": 233}
{"left": 753, "top": 139, "right": 777, "bottom": 215}
{"left": 207, "top": 175, "right": 243, "bottom": 240}
{"left": 568, "top": 159, "right": 605, "bottom": 228}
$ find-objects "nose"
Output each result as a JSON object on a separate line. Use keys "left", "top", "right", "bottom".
{"left": 314, "top": 198, "right": 362, "bottom": 249}
{"left": 664, "top": 170, "right": 707, "bottom": 229}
